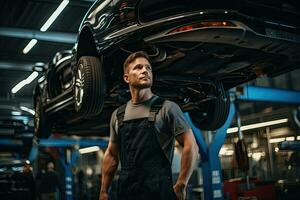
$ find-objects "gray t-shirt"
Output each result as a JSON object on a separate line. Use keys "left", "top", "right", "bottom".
{"left": 109, "top": 95, "right": 191, "bottom": 163}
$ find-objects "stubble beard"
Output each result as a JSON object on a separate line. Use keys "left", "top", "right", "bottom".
{"left": 137, "top": 83, "right": 152, "bottom": 89}
{"left": 132, "top": 80, "right": 152, "bottom": 89}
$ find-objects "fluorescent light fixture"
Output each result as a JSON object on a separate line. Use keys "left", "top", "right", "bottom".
{"left": 270, "top": 137, "right": 295, "bottom": 143}
{"left": 23, "top": 39, "right": 37, "bottom": 54}
{"left": 11, "top": 111, "right": 21, "bottom": 116}
{"left": 286, "top": 136, "right": 295, "bottom": 141}
{"left": 297, "top": 136, "right": 300, "bottom": 140}
{"left": 40, "top": 0, "right": 70, "bottom": 32}
{"left": 20, "top": 106, "right": 35, "bottom": 115}
{"left": 11, "top": 71, "right": 39, "bottom": 94}
{"left": 35, "top": 62, "right": 45, "bottom": 66}
{"left": 269, "top": 137, "right": 285, "bottom": 143}
{"left": 0, "top": 168, "right": 7, "bottom": 172}
{"left": 22, "top": 0, "right": 69, "bottom": 54}
{"left": 79, "top": 146, "right": 100, "bottom": 154}
{"left": 227, "top": 127, "right": 238, "bottom": 133}
{"left": 227, "top": 118, "right": 288, "bottom": 134}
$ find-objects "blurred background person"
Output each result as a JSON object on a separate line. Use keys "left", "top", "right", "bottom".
{"left": 22, "top": 160, "right": 36, "bottom": 200}
{"left": 39, "top": 162, "right": 62, "bottom": 200}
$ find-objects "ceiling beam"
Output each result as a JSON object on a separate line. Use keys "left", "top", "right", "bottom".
{"left": 0, "top": 27, "right": 77, "bottom": 44}
{"left": 0, "top": 97, "right": 33, "bottom": 107}
{"left": 0, "top": 53, "right": 51, "bottom": 63}
{"left": 0, "top": 61, "right": 39, "bottom": 71}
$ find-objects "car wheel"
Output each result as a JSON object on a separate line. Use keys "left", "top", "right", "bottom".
{"left": 34, "top": 96, "right": 52, "bottom": 138}
{"left": 74, "top": 56, "right": 104, "bottom": 117}
{"left": 189, "top": 86, "right": 230, "bottom": 130}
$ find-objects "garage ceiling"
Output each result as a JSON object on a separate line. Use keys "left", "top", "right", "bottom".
{"left": 0, "top": 0, "right": 95, "bottom": 130}
{"left": 0, "top": 0, "right": 93, "bottom": 101}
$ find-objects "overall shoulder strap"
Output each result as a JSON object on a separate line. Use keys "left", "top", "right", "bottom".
{"left": 148, "top": 97, "right": 165, "bottom": 122}
{"left": 116, "top": 104, "right": 126, "bottom": 127}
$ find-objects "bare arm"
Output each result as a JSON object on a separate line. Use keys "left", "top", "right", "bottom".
{"left": 174, "top": 129, "right": 199, "bottom": 200}
{"left": 100, "top": 142, "right": 119, "bottom": 200}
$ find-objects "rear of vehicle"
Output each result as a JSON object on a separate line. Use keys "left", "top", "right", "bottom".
{"left": 137, "top": 0, "right": 300, "bottom": 88}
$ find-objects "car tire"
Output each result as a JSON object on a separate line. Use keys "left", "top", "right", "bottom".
{"left": 189, "top": 86, "right": 230, "bottom": 131}
{"left": 74, "top": 56, "right": 105, "bottom": 117}
{"left": 34, "top": 96, "right": 52, "bottom": 138}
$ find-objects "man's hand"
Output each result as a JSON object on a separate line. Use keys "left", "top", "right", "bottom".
{"left": 99, "top": 190, "right": 109, "bottom": 200}
{"left": 174, "top": 129, "right": 198, "bottom": 200}
{"left": 173, "top": 182, "right": 186, "bottom": 200}
{"left": 99, "top": 142, "right": 119, "bottom": 200}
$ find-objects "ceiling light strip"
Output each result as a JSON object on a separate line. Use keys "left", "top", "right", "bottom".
{"left": 40, "top": 0, "right": 70, "bottom": 32}
{"left": 22, "top": 39, "right": 38, "bottom": 54}
{"left": 22, "top": 0, "right": 69, "bottom": 54}
{"left": 270, "top": 136, "right": 297, "bottom": 143}
{"left": 11, "top": 72, "right": 39, "bottom": 93}
{"left": 227, "top": 118, "right": 288, "bottom": 134}
{"left": 20, "top": 106, "right": 35, "bottom": 115}
{"left": 79, "top": 146, "right": 100, "bottom": 154}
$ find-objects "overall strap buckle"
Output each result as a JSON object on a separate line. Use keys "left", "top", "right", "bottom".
{"left": 148, "top": 97, "right": 165, "bottom": 122}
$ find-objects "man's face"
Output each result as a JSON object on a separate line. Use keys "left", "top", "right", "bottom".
{"left": 124, "top": 57, "right": 153, "bottom": 89}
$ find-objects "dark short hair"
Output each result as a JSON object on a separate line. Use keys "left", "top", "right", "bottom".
{"left": 123, "top": 51, "right": 150, "bottom": 73}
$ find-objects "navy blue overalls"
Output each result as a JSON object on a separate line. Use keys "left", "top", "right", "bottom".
{"left": 116, "top": 97, "right": 177, "bottom": 200}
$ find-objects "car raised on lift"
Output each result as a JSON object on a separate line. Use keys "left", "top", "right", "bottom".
{"left": 34, "top": 0, "right": 300, "bottom": 138}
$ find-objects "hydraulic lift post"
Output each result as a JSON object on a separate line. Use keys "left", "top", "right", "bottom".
{"left": 185, "top": 103, "right": 235, "bottom": 200}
